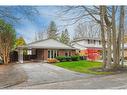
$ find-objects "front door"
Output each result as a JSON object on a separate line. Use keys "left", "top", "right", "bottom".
{"left": 36, "top": 49, "right": 44, "bottom": 60}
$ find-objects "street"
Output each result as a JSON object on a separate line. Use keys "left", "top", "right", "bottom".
{"left": 5, "top": 63, "right": 127, "bottom": 89}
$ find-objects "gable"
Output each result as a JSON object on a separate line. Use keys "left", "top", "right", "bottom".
{"left": 26, "top": 39, "right": 76, "bottom": 49}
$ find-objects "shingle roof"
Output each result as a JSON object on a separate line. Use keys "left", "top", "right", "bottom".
{"left": 72, "top": 37, "right": 101, "bottom": 42}
{"left": 18, "top": 39, "right": 76, "bottom": 50}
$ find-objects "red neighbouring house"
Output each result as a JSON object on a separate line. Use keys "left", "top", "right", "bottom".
{"left": 17, "top": 39, "right": 77, "bottom": 63}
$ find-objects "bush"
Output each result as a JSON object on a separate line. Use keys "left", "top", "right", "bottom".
{"left": 79, "top": 56, "right": 87, "bottom": 60}
{"left": 56, "top": 55, "right": 81, "bottom": 62}
{"left": 65, "top": 56, "right": 71, "bottom": 61}
{"left": 56, "top": 56, "right": 66, "bottom": 62}
{"left": 47, "top": 58, "right": 59, "bottom": 63}
{"left": 71, "top": 55, "right": 80, "bottom": 61}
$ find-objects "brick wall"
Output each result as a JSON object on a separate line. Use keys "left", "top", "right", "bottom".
{"left": 71, "top": 50, "right": 76, "bottom": 56}
{"left": 43, "top": 49, "right": 48, "bottom": 60}
{"left": 36, "top": 49, "right": 43, "bottom": 60}
{"left": 58, "top": 49, "right": 65, "bottom": 56}
{"left": 37, "top": 49, "right": 76, "bottom": 61}
{"left": 58, "top": 49, "right": 76, "bottom": 56}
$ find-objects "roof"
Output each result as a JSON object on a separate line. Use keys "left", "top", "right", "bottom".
{"left": 18, "top": 39, "right": 76, "bottom": 50}
{"left": 71, "top": 42, "right": 102, "bottom": 50}
{"left": 72, "top": 37, "right": 101, "bottom": 43}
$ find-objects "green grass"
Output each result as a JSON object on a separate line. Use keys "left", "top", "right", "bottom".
{"left": 54, "top": 60, "right": 113, "bottom": 75}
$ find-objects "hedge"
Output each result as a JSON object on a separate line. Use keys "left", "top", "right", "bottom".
{"left": 56, "top": 55, "right": 80, "bottom": 62}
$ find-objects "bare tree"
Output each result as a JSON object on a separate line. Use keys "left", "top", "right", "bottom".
{"left": 100, "top": 6, "right": 107, "bottom": 69}
{"left": 35, "top": 27, "right": 48, "bottom": 41}
{"left": 73, "top": 22, "right": 100, "bottom": 40}
{"left": 120, "top": 6, "right": 125, "bottom": 67}
{"left": 59, "top": 6, "right": 126, "bottom": 70}
{"left": 0, "top": 6, "right": 39, "bottom": 25}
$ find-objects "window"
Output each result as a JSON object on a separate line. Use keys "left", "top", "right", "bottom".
{"left": 56, "top": 50, "right": 59, "bottom": 56}
{"left": 94, "top": 40, "right": 96, "bottom": 44}
{"left": 27, "top": 50, "right": 32, "bottom": 55}
{"left": 48, "top": 50, "right": 50, "bottom": 58}
{"left": 69, "top": 51, "right": 71, "bottom": 56}
{"left": 65, "top": 50, "right": 70, "bottom": 56}
{"left": 51, "top": 50, "right": 53, "bottom": 58}
{"left": 99, "top": 41, "right": 101, "bottom": 45}
{"left": 88, "top": 39, "right": 90, "bottom": 44}
{"left": 48, "top": 50, "right": 58, "bottom": 58}
{"left": 54, "top": 50, "right": 57, "bottom": 58}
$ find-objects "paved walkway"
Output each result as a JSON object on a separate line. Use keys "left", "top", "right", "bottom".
{"left": 8, "top": 63, "right": 93, "bottom": 89}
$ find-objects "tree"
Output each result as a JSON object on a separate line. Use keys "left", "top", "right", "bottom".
{"left": 15, "top": 37, "right": 26, "bottom": 48}
{"left": 59, "top": 29, "right": 70, "bottom": 45}
{"left": 120, "top": 6, "right": 125, "bottom": 67}
{"left": 124, "top": 34, "right": 127, "bottom": 43}
{"left": 47, "top": 21, "right": 59, "bottom": 40}
{"left": 35, "top": 26, "right": 48, "bottom": 41}
{"left": 73, "top": 23, "right": 86, "bottom": 39}
{"left": 100, "top": 6, "right": 107, "bottom": 69}
{"left": 0, "top": 19, "right": 16, "bottom": 64}
{"left": 0, "top": 6, "right": 39, "bottom": 25}
{"left": 73, "top": 22, "right": 100, "bottom": 40}
{"left": 60, "top": 6, "right": 126, "bottom": 70}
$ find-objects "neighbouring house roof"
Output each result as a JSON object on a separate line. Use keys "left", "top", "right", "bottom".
{"left": 72, "top": 37, "right": 101, "bottom": 42}
{"left": 18, "top": 39, "right": 77, "bottom": 50}
{"left": 71, "top": 42, "right": 102, "bottom": 50}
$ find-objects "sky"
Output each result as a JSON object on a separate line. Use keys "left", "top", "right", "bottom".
{"left": 14, "top": 6, "right": 76, "bottom": 43}
{"left": 0, "top": 6, "right": 127, "bottom": 44}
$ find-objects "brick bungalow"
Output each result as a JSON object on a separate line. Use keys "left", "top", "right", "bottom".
{"left": 17, "top": 39, "right": 77, "bottom": 63}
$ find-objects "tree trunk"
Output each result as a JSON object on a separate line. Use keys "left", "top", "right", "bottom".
{"left": 103, "top": 6, "right": 112, "bottom": 69}
{"left": 120, "top": 6, "right": 125, "bottom": 67}
{"left": 106, "top": 26, "right": 112, "bottom": 69}
{"left": 100, "top": 6, "right": 107, "bottom": 69}
{"left": 112, "top": 6, "right": 118, "bottom": 68}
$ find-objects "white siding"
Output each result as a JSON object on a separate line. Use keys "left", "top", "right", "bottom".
{"left": 71, "top": 39, "right": 102, "bottom": 50}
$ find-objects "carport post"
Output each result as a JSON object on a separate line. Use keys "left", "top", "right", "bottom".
{"left": 18, "top": 48, "right": 23, "bottom": 63}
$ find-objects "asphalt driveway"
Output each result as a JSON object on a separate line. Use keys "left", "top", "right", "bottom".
{"left": 0, "top": 64, "right": 27, "bottom": 89}
{"left": 8, "top": 62, "right": 93, "bottom": 89}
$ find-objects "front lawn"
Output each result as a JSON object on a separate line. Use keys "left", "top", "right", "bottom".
{"left": 54, "top": 60, "right": 113, "bottom": 75}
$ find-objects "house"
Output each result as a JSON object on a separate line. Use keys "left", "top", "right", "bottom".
{"left": 71, "top": 37, "right": 102, "bottom": 50}
{"left": 17, "top": 39, "right": 77, "bottom": 63}
{"left": 71, "top": 37, "right": 102, "bottom": 60}
{"left": 123, "top": 44, "right": 127, "bottom": 59}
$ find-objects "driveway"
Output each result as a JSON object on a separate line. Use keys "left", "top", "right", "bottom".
{"left": 0, "top": 64, "right": 27, "bottom": 88}
{"left": 8, "top": 62, "right": 93, "bottom": 89}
